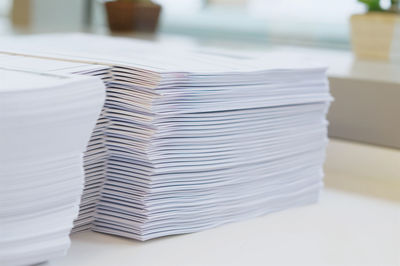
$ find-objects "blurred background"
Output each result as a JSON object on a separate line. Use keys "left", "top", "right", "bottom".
{"left": 0, "top": 0, "right": 366, "bottom": 48}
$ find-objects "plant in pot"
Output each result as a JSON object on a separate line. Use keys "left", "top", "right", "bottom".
{"left": 351, "top": 0, "right": 400, "bottom": 60}
{"left": 105, "top": 0, "right": 162, "bottom": 33}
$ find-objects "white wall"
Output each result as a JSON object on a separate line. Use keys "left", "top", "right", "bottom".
{"left": 31, "top": 0, "right": 85, "bottom": 31}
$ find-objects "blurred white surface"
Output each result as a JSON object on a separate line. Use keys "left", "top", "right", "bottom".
{"left": 44, "top": 139, "right": 400, "bottom": 266}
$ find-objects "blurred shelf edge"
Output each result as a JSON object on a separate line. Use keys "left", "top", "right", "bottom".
{"left": 328, "top": 77, "right": 400, "bottom": 150}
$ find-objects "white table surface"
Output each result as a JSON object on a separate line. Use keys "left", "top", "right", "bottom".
{"left": 44, "top": 139, "right": 400, "bottom": 266}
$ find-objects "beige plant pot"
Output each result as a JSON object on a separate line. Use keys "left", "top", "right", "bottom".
{"left": 350, "top": 12, "right": 400, "bottom": 61}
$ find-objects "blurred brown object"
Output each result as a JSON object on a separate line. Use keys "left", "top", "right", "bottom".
{"left": 350, "top": 13, "right": 400, "bottom": 61}
{"left": 105, "top": 1, "right": 161, "bottom": 33}
{"left": 11, "top": 0, "right": 31, "bottom": 27}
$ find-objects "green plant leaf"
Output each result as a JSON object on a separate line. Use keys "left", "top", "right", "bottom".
{"left": 358, "top": 0, "right": 383, "bottom": 11}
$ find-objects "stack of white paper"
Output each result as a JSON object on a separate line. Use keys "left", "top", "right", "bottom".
{"left": 0, "top": 54, "right": 112, "bottom": 233}
{"left": 0, "top": 34, "right": 332, "bottom": 242}
{"left": 0, "top": 68, "right": 105, "bottom": 266}
{"left": 92, "top": 65, "right": 331, "bottom": 241}
{"left": 67, "top": 67, "right": 111, "bottom": 233}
